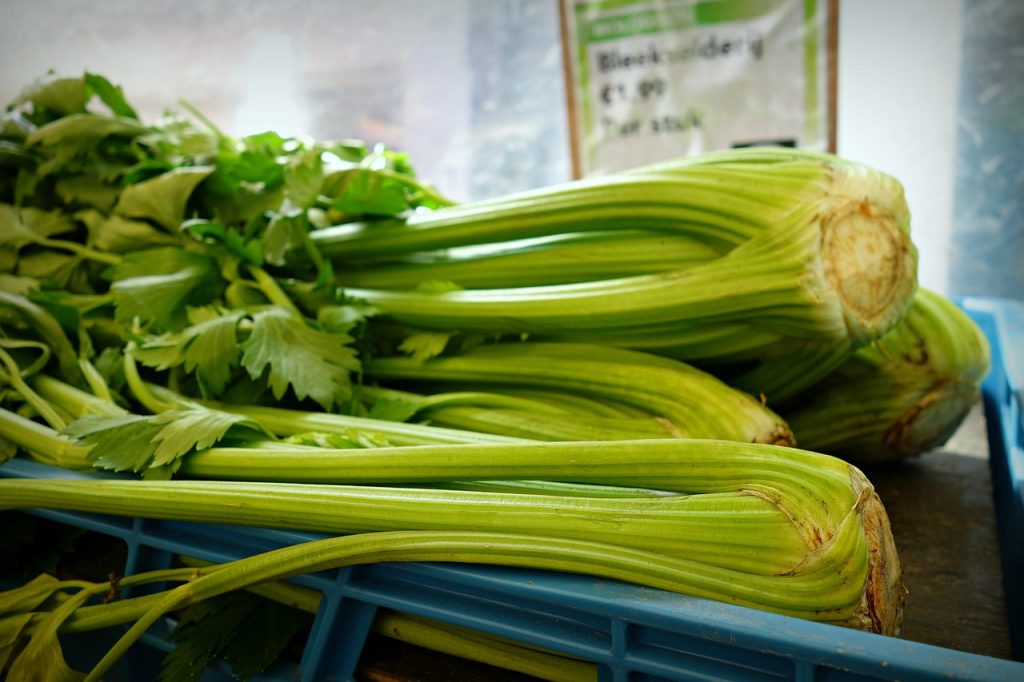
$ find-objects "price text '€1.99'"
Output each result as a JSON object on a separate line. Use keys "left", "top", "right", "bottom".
{"left": 599, "top": 78, "right": 668, "bottom": 105}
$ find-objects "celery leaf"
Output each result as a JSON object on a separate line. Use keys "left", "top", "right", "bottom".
{"left": 13, "top": 74, "right": 87, "bottom": 116}
{"left": 111, "top": 248, "right": 222, "bottom": 330}
{"left": 65, "top": 408, "right": 261, "bottom": 475}
{"left": 398, "top": 331, "right": 452, "bottom": 362}
{"left": 240, "top": 307, "right": 360, "bottom": 410}
{"left": 0, "top": 612, "right": 34, "bottom": 671}
{"left": 26, "top": 113, "right": 147, "bottom": 178}
{"left": 5, "top": 585, "right": 90, "bottom": 681}
{"left": 149, "top": 409, "right": 250, "bottom": 467}
{"left": 368, "top": 396, "right": 420, "bottom": 423}
{"left": 161, "top": 592, "right": 310, "bottom": 682}
{"left": 326, "top": 168, "right": 411, "bottom": 216}
{"left": 83, "top": 72, "right": 138, "bottom": 119}
{"left": 114, "top": 166, "right": 214, "bottom": 231}
{"left": 0, "top": 574, "right": 63, "bottom": 616}
{"left": 77, "top": 209, "right": 178, "bottom": 253}
{"left": 181, "top": 308, "right": 245, "bottom": 397}
{"left": 0, "top": 274, "right": 39, "bottom": 296}
{"left": 0, "top": 204, "right": 75, "bottom": 250}
{"left": 56, "top": 176, "right": 121, "bottom": 211}
{"left": 284, "top": 148, "right": 324, "bottom": 208}
{"left": 261, "top": 211, "right": 306, "bottom": 266}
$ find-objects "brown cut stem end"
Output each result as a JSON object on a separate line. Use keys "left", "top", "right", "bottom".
{"left": 850, "top": 467, "right": 907, "bottom": 636}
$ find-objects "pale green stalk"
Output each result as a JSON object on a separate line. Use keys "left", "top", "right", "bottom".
{"left": 311, "top": 149, "right": 917, "bottom": 399}
{"left": 0, "top": 346, "right": 66, "bottom": 430}
{"left": 360, "top": 384, "right": 687, "bottom": 441}
{"left": 337, "top": 231, "right": 719, "bottom": 289}
{"left": 0, "top": 438, "right": 905, "bottom": 634}
{"left": 371, "top": 610, "right": 596, "bottom": 682}
{"left": 364, "top": 342, "right": 793, "bottom": 444}
{"left": 784, "top": 289, "right": 991, "bottom": 462}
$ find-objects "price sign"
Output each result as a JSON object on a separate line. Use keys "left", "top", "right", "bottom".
{"left": 560, "top": 0, "right": 836, "bottom": 177}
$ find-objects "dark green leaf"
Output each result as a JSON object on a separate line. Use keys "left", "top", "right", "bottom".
{"left": 26, "top": 290, "right": 81, "bottom": 333}
{"left": 368, "top": 396, "right": 420, "bottom": 423}
{"left": 14, "top": 75, "right": 87, "bottom": 116}
{"left": 0, "top": 574, "right": 63, "bottom": 616}
{"left": 284, "top": 149, "right": 324, "bottom": 208}
{"left": 77, "top": 209, "right": 179, "bottom": 254}
{"left": 111, "top": 248, "right": 222, "bottom": 330}
{"left": 181, "top": 308, "right": 243, "bottom": 397}
{"left": 326, "top": 169, "right": 411, "bottom": 217}
{"left": 161, "top": 592, "right": 310, "bottom": 682}
{"left": 240, "top": 306, "right": 360, "bottom": 410}
{"left": 182, "top": 220, "right": 262, "bottom": 266}
{"left": 0, "top": 612, "right": 35, "bottom": 671}
{"left": 83, "top": 73, "right": 138, "bottom": 119}
{"left": 261, "top": 211, "right": 307, "bottom": 266}
{"left": 114, "top": 166, "right": 214, "bottom": 231}
{"left": 220, "top": 596, "right": 310, "bottom": 678}
{"left": 65, "top": 407, "right": 261, "bottom": 474}
{"left": 161, "top": 594, "right": 250, "bottom": 682}
{"left": 398, "top": 331, "right": 452, "bottom": 361}
{"left": 26, "top": 114, "right": 147, "bottom": 178}
{"left": 204, "top": 141, "right": 284, "bottom": 197}
{"left": 55, "top": 175, "right": 121, "bottom": 211}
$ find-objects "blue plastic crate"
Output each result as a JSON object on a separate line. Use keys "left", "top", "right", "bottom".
{"left": 2, "top": 298, "right": 1022, "bottom": 681}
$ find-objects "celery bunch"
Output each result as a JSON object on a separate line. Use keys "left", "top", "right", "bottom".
{"left": 0, "top": 72, "right": 936, "bottom": 679}
{"left": 317, "top": 149, "right": 918, "bottom": 400}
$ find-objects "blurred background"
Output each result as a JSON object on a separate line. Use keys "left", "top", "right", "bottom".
{"left": 1, "top": 0, "right": 1020, "bottom": 299}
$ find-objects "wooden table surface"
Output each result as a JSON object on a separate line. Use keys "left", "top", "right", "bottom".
{"left": 861, "top": 405, "right": 1013, "bottom": 660}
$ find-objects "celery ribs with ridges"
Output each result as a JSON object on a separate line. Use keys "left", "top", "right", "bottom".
{"left": 0, "top": 439, "right": 905, "bottom": 635}
{"left": 315, "top": 149, "right": 918, "bottom": 400}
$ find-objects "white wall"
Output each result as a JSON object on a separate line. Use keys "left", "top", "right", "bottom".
{"left": 836, "top": 0, "right": 965, "bottom": 296}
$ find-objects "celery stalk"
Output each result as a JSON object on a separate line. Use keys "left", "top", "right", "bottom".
{"left": 363, "top": 341, "right": 793, "bottom": 444}
{"left": 784, "top": 289, "right": 991, "bottom": 462}
{"left": 0, "top": 438, "right": 905, "bottom": 634}
{"left": 310, "top": 149, "right": 918, "bottom": 400}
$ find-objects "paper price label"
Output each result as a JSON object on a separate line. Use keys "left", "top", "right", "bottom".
{"left": 561, "top": 0, "right": 834, "bottom": 177}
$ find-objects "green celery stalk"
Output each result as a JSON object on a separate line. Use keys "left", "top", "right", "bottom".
{"left": 337, "top": 231, "right": 720, "bottom": 289}
{"left": 0, "top": 438, "right": 905, "bottom": 634}
{"left": 784, "top": 289, "right": 991, "bottom": 462}
{"left": 364, "top": 342, "right": 793, "bottom": 445}
{"left": 309, "top": 149, "right": 917, "bottom": 400}
{"left": 28, "top": 374, "right": 524, "bottom": 447}
{"left": 360, "top": 384, "right": 676, "bottom": 441}
{"left": 310, "top": 148, "right": 841, "bottom": 259}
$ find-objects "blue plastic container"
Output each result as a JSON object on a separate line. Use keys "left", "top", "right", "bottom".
{"left": 2, "top": 298, "right": 1022, "bottom": 681}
